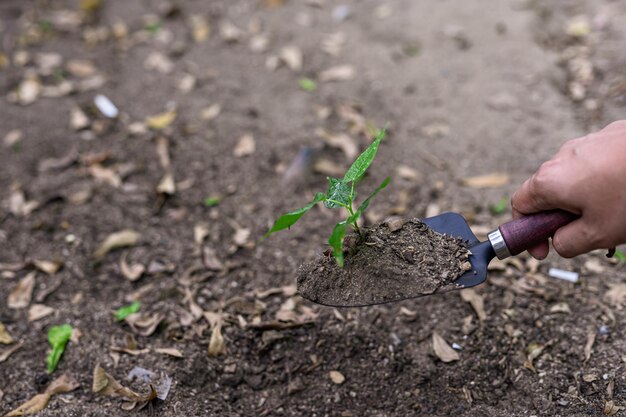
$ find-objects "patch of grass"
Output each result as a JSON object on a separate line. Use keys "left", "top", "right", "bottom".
{"left": 299, "top": 78, "right": 317, "bottom": 92}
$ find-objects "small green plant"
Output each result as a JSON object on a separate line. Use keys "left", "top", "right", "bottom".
{"left": 266, "top": 128, "right": 390, "bottom": 266}
{"left": 614, "top": 249, "right": 626, "bottom": 263}
{"left": 490, "top": 196, "right": 509, "bottom": 215}
{"left": 299, "top": 78, "right": 317, "bottom": 92}
{"left": 114, "top": 301, "right": 141, "bottom": 321}
{"left": 46, "top": 324, "right": 73, "bottom": 373}
{"left": 204, "top": 195, "right": 221, "bottom": 207}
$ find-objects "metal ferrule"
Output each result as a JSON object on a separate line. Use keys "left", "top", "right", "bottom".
{"left": 488, "top": 229, "right": 511, "bottom": 260}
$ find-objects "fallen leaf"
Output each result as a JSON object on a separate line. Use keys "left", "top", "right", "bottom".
{"left": 396, "top": 165, "right": 422, "bottom": 182}
{"left": 321, "top": 32, "right": 346, "bottom": 56}
{"left": 280, "top": 46, "right": 303, "bottom": 72}
{"left": 194, "top": 224, "right": 210, "bottom": 245}
{"left": 233, "top": 227, "right": 251, "bottom": 247}
{"left": 66, "top": 59, "right": 97, "bottom": 77}
{"left": 318, "top": 130, "right": 358, "bottom": 160}
{"left": 460, "top": 173, "right": 509, "bottom": 188}
{"left": 0, "top": 323, "right": 14, "bottom": 344}
{"left": 605, "top": 283, "right": 626, "bottom": 309}
{"left": 144, "top": 52, "right": 174, "bottom": 74}
{"left": 93, "top": 230, "right": 141, "bottom": 260}
{"left": 3, "top": 129, "right": 23, "bottom": 148}
{"left": 200, "top": 104, "right": 221, "bottom": 121}
{"left": 549, "top": 302, "right": 571, "bottom": 314}
{"left": 157, "top": 172, "right": 176, "bottom": 195}
{"left": 69, "top": 107, "right": 90, "bottom": 131}
{"left": 584, "top": 330, "right": 596, "bottom": 362}
{"left": 460, "top": 289, "right": 487, "bottom": 322}
{"left": 190, "top": 16, "right": 211, "bottom": 42}
{"left": 8, "top": 187, "right": 39, "bottom": 217}
{"left": 233, "top": 134, "right": 256, "bottom": 157}
{"left": 17, "top": 77, "right": 41, "bottom": 106}
{"left": 566, "top": 15, "right": 590, "bottom": 38}
{"left": 604, "top": 400, "right": 626, "bottom": 416}
{"left": 432, "top": 332, "right": 460, "bottom": 363}
{"left": 124, "top": 313, "right": 164, "bottom": 337}
{"left": 0, "top": 342, "right": 23, "bottom": 363}
{"left": 219, "top": 20, "right": 243, "bottom": 42}
{"left": 329, "top": 370, "right": 345, "bottom": 384}
{"left": 32, "top": 260, "right": 62, "bottom": 275}
{"left": 8, "top": 272, "right": 36, "bottom": 309}
{"left": 93, "top": 364, "right": 144, "bottom": 402}
{"left": 207, "top": 321, "right": 225, "bottom": 357}
{"left": 313, "top": 158, "right": 344, "bottom": 177}
{"left": 155, "top": 348, "right": 184, "bottom": 358}
{"left": 319, "top": 65, "right": 356, "bottom": 82}
{"left": 146, "top": 110, "right": 177, "bottom": 130}
{"left": 5, "top": 374, "right": 78, "bottom": 416}
{"left": 524, "top": 342, "right": 544, "bottom": 371}
{"left": 88, "top": 164, "right": 122, "bottom": 188}
{"left": 120, "top": 253, "right": 145, "bottom": 282}
{"left": 28, "top": 304, "right": 55, "bottom": 322}
{"left": 202, "top": 246, "right": 224, "bottom": 271}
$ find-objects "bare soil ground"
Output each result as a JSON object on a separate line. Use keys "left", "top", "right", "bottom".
{"left": 1, "top": 0, "right": 626, "bottom": 416}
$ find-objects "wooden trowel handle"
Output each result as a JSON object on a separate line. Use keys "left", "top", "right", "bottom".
{"left": 492, "top": 210, "right": 579, "bottom": 258}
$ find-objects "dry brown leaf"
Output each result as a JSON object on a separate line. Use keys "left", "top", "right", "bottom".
{"left": 318, "top": 130, "right": 358, "bottom": 160}
{"left": 233, "top": 134, "right": 256, "bottom": 157}
{"left": 0, "top": 342, "right": 23, "bottom": 363}
{"left": 32, "top": 259, "right": 62, "bottom": 275}
{"left": 8, "top": 187, "right": 39, "bottom": 217}
{"left": 0, "top": 323, "right": 14, "bottom": 344}
{"left": 319, "top": 65, "right": 356, "bottom": 82}
{"left": 190, "top": 16, "right": 211, "bottom": 43}
{"left": 92, "top": 364, "right": 141, "bottom": 401}
{"left": 208, "top": 322, "right": 226, "bottom": 357}
{"left": 5, "top": 374, "right": 78, "bottom": 416}
{"left": 329, "top": 370, "right": 345, "bottom": 384}
{"left": 279, "top": 46, "right": 303, "bottom": 72}
{"left": 88, "top": 164, "right": 121, "bottom": 188}
{"left": 28, "top": 304, "right": 55, "bottom": 322}
{"left": 233, "top": 227, "right": 251, "bottom": 247}
{"left": 604, "top": 400, "right": 626, "bottom": 416}
{"left": 432, "top": 332, "right": 460, "bottom": 363}
{"left": 219, "top": 20, "right": 243, "bottom": 42}
{"left": 524, "top": 342, "right": 544, "bottom": 371}
{"left": 549, "top": 302, "right": 571, "bottom": 314}
{"left": 202, "top": 246, "right": 224, "bottom": 271}
{"left": 194, "top": 224, "right": 209, "bottom": 245}
{"left": 157, "top": 172, "right": 176, "bottom": 195}
{"left": 66, "top": 59, "right": 97, "bottom": 77}
{"left": 313, "top": 158, "right": 344, "bottom": 177}
{"left": 396, "top": 165, "right": 422, "bottom": 182}
{"left": 69, "top": 107, "right": 90, "bottom": 131}
{"left": 120, "top": 253, "right": 145, "bottom": 282}
{"left": 8, "top": 272, "right": 35, "bottom": 309}
{"left": 460, "top": 173, "right": 509, "bottom": 188}
{"left": 155, "top": 137, "right": 171, "bottom": 169}
{"left": 155, "top": 348, "right": 184, "bottom": 358}
{"left": 584, "top": 330, "right": 596, "bottom": 362}
{"left": 145, "top": 110, "right": 177, "bottom": 130}
{"left": 460, "top": 289, "right": 487, "bottom": 322}
{"left": 110, "top": 347, "right": 149, "bottom": 356}
{"left": 93, "top": 229, "right": 141, "bottom": 260}
{"left": 199, "top": 104, "right": 221, "bottom": 121}
{"left": 124, "top": 313, "right": 164, "bottom": 337}
{"left": 605, "top": 283, "right": 626, "bottom": 309}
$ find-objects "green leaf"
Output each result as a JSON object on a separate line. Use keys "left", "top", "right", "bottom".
{"left": 328, "top": 222, "right": 349, "bottom": 267}
{"left": 490, "top": 197, "right": 509, "bottom": 215}
{"left": 343, "top": 127, "right": 386, "bottom": 183}
{"left": 615, "top": 250, "right": 626, "bottom": 263}
{"left": 324, "top": 178, "right": 352, "bottom": 209}
{"left": 46, "top": 324, "right": 73, "bottom": 373}
{"left": 204, "top": 196, "right": 221, "bottom": 207}
{"left": 350, "top": 177, "right": 391, "bottom": 222}
{"left": 299, "top": 78, "right": 317, "bottom": 92}
{"left": 114, "top": 301, "right": 141, "bottom": 321}
{"left": 266, "top": 193, "right": 326, "bottom": 237}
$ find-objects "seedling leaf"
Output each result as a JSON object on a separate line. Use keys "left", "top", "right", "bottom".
{"left": 351, "top": 177, "right": 391, "bottom": 221}
{"left": 266, "top": 193, "right": 326, "bottom": 237}
{"left": 343, "top": 128, "right": 386, "bottom": 183}
{"left": 299, "top": 78, "right": 317, "bottom": 92}
{"left": 204, "top": 196, "right": 221, "bottom": 207}
{"left": 324, "top": 178, "right": 351, "bottom": 209}
{"left": 615, "top": 250, "right": 626, "bottom": 263}
{"left": 114, "top": 301, "right": 141, "bottom": 321}
{"left": 329, "top": 222, "right": 349, "bottom": 267}
{"left": 46, "top": 324, "right": 73, "bottom": 373}
{"left": 490, "top": 197, "right": 508, "bottom": 215}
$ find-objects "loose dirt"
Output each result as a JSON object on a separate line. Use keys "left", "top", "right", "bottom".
{"left": 297, "top": 219, "right": 471, "bottom": 306}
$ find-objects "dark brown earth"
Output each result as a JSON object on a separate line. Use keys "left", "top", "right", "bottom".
{"left": 297, "top": 219, "right": 471, "bottom": 306}
{"left": 2, "top": 0, "right": 626, "bottom": 416}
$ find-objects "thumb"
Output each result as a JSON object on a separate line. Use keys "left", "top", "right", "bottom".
{"left": 551, "top": 219, "right": 597, "bottom": 258}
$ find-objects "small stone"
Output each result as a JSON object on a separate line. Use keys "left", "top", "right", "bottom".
{"left": 329, "top": 370, "right": 345, "bottom": 384}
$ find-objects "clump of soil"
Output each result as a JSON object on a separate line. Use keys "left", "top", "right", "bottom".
{"left": 297, "top": 219, "right": 472, "bottom": 306}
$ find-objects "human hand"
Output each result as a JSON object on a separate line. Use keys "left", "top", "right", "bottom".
{"left": 511, "top": 120, "right": 626, "bottom": 259}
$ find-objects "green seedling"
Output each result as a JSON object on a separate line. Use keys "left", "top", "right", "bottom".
{"left": 266, "top": 128, "right": 390, "bottom": 266}
{"left": 299, "top": 78, "right": 317, "bottom": 92}
{"left": 114, "top": 301, "right": 141, "bottom": 321}
{"left": 614, "top": 249, "right": 626, "bottom": 263}
{"left": 204, "top": 196, "right": 221, "bottom": 207}
{"left": 490, "top": 196, "right": 509, "bottom": 215}
{"left": 46, "top": 324, "right": 73, "bottom": 373}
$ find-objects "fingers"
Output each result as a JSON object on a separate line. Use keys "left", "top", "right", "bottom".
{"left": 552, "top": 219, "right": 598, "bottom": 258}
{"left": 511, "top": 174, "right": 556, "bottom": 216}
{"left": 527, "top": 241, "right": 550, "bottom": 260}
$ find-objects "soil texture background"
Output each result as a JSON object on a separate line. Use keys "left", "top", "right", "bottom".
{"left": 1, "top": 0, "right": 626, "bottom": 416}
